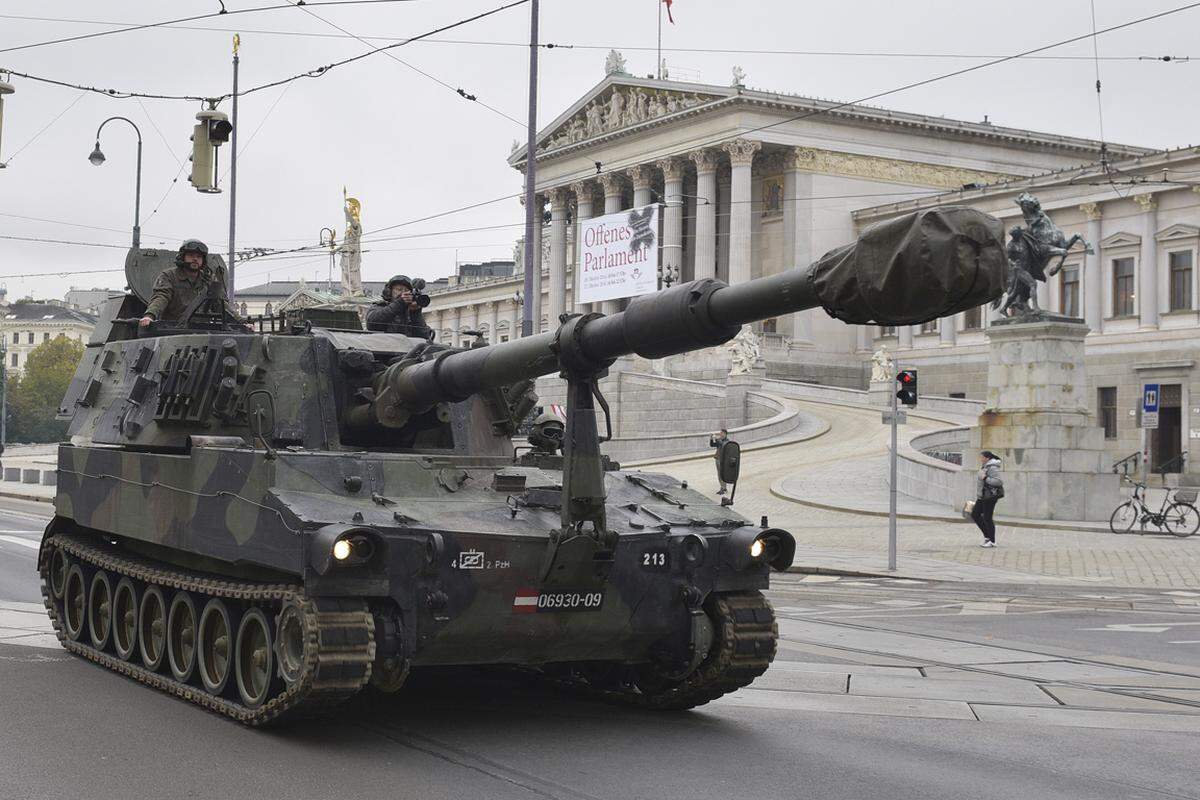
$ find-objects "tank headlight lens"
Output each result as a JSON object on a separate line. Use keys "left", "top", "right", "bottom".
{"left": 749, "top": 538, "right": 765, "bottom": 559}
{"left": 332, "top": 538, "right": 352, "bottom": 561}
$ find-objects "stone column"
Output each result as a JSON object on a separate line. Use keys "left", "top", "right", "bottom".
{"left": 785, "top": 151, "right": 814, "bottom": 345}
{"left": 599, "top": 172, "right": 625, "bottom": 315}
{"left": 658, "top": 158, "right": 685, "bottom": 289}
{"left": 722, "top": 139, "right": 760, "bottom": 287}
{"left": 716, "top": 170, "right": 731, "bottom": 283}
{"left": 451, "top": 306, "right": 462, "bottom": 348}
{"left": 1135, "top": 193, "right": 1159, "bottom": 329}
{"left": 1080, "top": 202, "right": 1102, "bottom": 331}
{"left": 689, "top": 149, "right": 719, "bottom": 281}
{"left": 899, "top": 326, "right": 914, "bottom": 349}
{"left": 462, "top": 303, "right": 477, "bottom": 338}
{"left": 940, "top": 314, "right": 957, "bottom": 346}
{"left": 509, "top": 300, "right": 521, "bottom": 340}
{"left": 548, "top": 187, "right": 569, "bottom": 325}
{"left": 571, "top": 181, "right": 595, "bottom": 314}
{"left": 486, "top": 301, "right": 499, "bottom": 344}
{"left": 631, "top": 164, "right": 654, "bottom": 208}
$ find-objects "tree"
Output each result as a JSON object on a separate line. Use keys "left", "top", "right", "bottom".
{"left": 6, "top": 335, "right": 85, "bottom": 443}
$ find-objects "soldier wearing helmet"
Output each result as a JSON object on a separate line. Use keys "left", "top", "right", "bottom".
{"left": 366, "top": 274, "right": 431, "bottom": 337}
{"left": 140, "top": 239, "right": 234, "bottom": 327}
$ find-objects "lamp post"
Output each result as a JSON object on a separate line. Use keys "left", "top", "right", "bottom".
{"left": 320, "top": 227, "right": 337, "bottom": 293}
{"left": 88, "top": 116, "right": 143, "bottom": 250}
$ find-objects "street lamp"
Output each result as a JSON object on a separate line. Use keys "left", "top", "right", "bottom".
{"left": 88, "top": 116, "right": 143, "bottom": 249}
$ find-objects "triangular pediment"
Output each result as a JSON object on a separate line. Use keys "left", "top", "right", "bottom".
{"left": 1155, "top": 223, "right": 1200, "bottom": 242}
{"left": 1100, "top": 231, "right": 1141, "bottom": 249}
{"left": 509, "top": 77, "right": 728, "bottom": 163}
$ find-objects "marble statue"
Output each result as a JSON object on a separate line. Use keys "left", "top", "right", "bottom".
{"left": 606, "top": 89, "right": 625, "bottom": 129}
{"left": 870, "top": 345, "right": 895, "bottom": 383}
{"left": 604, "top": 49, "right": 627, "bottom": 76}
{"left": 585, "top": 102, "right": 604, "bottom": 136}
{"left": 993, "top": 192, "right": 1091, "bottom": 318}
{"left": 726, "top": 327, "right": 762, "bottom": 376}
{"left": 339, "top": 189, "right": 364, "bottom": 297}
{"left": 731, "top": 65, "right": 746, "bottom": 86}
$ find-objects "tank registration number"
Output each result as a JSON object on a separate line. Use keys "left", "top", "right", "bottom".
{"left": 513, "top": 588, "right": 604, "bottom": 614}
{"left": 640, "top": 547, "right": 669, "bottom": 572}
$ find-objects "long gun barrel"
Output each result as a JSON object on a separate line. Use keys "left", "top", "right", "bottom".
{"left": 363, "top": 207, "right": 1006, "bottom": 428}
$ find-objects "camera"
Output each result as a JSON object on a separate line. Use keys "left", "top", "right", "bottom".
{"left": 409, "top": 277, "right": 431, "bottom": 308}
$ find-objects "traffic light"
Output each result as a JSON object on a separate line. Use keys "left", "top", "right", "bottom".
{"left": 896, "top": 369, "right": 918, "bottom": 407}
{"left": 189, "top": 108, "right": 232, "bottom": 193}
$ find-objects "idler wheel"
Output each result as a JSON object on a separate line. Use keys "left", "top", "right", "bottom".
{"left": 138, "top": 586, "right": 167, "bottom": 671}
{"left": 62, "top": 565, "right": 86, "bottom": 642}
{"left": 49, "top": 548, "right": 68, "bottom": 599}
{"left": 197, "top": 599, "right": 234, "bottom": 695}
{"left": 167, "top": 591, "right": 198, "bottom": 682}
{"left": 112, "top": 578, "right": 139, "bottom": 661}
{"left": 87, "top": 570, "right": 113, "bottom": 650}
{"left": 236, "top": 608, "right": 274, "bottom": 708}
{"left": 274, "top": 601, "right": 307, "bottom": 687}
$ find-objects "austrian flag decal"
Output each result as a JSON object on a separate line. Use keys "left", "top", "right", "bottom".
{"left": 512, "top": 588, "right": 539, "bottom": 614}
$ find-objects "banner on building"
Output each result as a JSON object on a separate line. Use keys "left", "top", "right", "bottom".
{"left": 577, "top": 204, "right": 660, "bottom": 304}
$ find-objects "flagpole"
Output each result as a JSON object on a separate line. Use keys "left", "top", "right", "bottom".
{"left": 656, "top": 0, "right": 662, "bottom": 79}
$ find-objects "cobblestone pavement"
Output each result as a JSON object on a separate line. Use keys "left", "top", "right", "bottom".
{"left": 647, "top": 401, "right": 1200, "bottom": 589}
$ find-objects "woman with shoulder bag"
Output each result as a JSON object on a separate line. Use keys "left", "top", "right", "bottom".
{"left": 971, "top": 450, "right": 1005, "bottom": 547}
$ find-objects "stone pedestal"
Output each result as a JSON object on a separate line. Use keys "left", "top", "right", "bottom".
{"left": 868, "top": 380, "right": 893, "bottom": 406}
{"left": 724, "top": 369, "right": 765, "bottom": 428}
{"left": 967, "top": 315, "right": 1119, "bottom": 521}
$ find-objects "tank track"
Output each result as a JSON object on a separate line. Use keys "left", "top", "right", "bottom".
{"left": 554, "top": 591, "right": 778, "bottom": 710}
{"left": 39, "top": 530, "right": 375, "bottom": 726}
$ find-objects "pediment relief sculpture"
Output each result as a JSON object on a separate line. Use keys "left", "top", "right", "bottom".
{"left": 539, "top": 87, "right": 720, "bottom": 152}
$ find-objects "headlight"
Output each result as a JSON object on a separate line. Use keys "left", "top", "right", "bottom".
{"left": 749, "top": 538, "right": 765, "bottom": 559}
{"left": 332, "top": 539, "right": 352, "bottom": 561}
{"left": 309, "top": 525, "right": 381, "bottom": 574}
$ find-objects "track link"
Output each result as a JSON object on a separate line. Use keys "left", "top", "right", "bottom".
{"left": 555, "top": 591, "right": 778, "bottom": 710}
{"left": 39, "top": 530, "right": 375, "bottom": 726}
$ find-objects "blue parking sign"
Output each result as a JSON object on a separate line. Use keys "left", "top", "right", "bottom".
{"left": 1143, "top": 384, "right": 1160, "bottom": 413}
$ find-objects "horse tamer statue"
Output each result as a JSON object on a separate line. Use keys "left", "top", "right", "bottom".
{"left": 993, "top": 192, "right": 1092, "bottom": 317}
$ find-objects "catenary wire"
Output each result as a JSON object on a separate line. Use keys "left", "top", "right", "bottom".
{"left": 0, "top": 90, "right": 87, "bottom": 166}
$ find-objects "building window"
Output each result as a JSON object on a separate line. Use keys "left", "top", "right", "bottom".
{"left": 1098, "top": 387, "right": 1118, "bottom": 440}
{"left": 1169, "top": 250, "right": 1193, "bottom": 311}
{"left": 879, "top": 325, "right": 896, "bottom": 337}
{"left": 10, "top": 332, "right": 16, "bottom": 344}
{"left": 920, "top": 319, "right": 938, "bottom": 334}
{"left": 949, "top": 392, "right": 966, "bottom": 399}
{"left": 43, "top": 332, "right": 50, "bottom": 343}
{"left": 1060, "top": 265, "right": 1080, "bottom": 318}
{"left": 9, "top": 352, "right": 16, "bottom": 368}
{"left": 963, "top": 306, "right": 981, "bottom": 330}
{"left": 26, "top": 331, "right": 33, "bottom": 344}
{"left": 762, "top": 318, "right": 777, "bottom": 334}
{"left": 1112, "top": 258, "right": 1135, "bottom": 316}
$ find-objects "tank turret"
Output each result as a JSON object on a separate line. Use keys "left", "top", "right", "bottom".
{"left": 39, "top": 207, "right": 1005, "bottom": 725}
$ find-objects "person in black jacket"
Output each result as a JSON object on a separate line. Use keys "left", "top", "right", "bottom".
{"left": 971, "top": 450, "right": 1005, "bottom": 547}
{"left": 710, "top": 428, "right": 731, "bottom": 495}
{"left": 366, "top": 274, "right": 431, "bottom": 337}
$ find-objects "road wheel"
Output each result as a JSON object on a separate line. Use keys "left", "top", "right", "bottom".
{"left": 1109, "top": 502, "right": 1138, "bottom": 534}
{"left": 1166, "top": 503, "right": 1200, "bottom": 537}
{"left": 138, "top": 586, "right": 167, "bottom": 671}
{"left": 167, "top": 591, "right": 198, "bottom": 682}
{"left": 197, "top": 599, "right": 234, "bottom": 695}
{"left": 236, "top": 608, "right": 274, "bottom": 708}
{"left": 274, "top": 601, "right": 307, "bottom": 687}
{"left": 49, "top": 548, "right": 68, "bottom": 599}
{"left": 87, "top": 570, "right": 113, "bottom": 650}
{"left": 112, "top": 578, "right": 138, "bottom": 661}
{"left": 63, "top": 565, "right": 87, "bottom": 642}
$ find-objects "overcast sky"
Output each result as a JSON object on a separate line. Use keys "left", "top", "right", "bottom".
{"left": 1, "top": 0, "right": 1198, "bottom": 301}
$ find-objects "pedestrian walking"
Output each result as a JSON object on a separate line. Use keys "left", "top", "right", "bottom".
{"left": 972, "top": 450, "right": 1005, "bottom": 547}
{"left": 710, "top": 429, "right": 731, "bottom": 495}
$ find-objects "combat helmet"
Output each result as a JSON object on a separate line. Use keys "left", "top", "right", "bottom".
{"left": 175, "top": 239, "right": 209, "bottom": 268}
{"left": 381, "top": 274, "right": 413, "bottom": 300}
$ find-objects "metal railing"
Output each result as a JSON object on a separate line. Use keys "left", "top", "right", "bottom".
{"left": 1111, "top": 452, "right": 1141, "bottom": 476}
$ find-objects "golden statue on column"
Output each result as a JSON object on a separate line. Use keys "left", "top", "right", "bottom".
{"left": 340, "top": 188, "right": 364, "bottom": 297}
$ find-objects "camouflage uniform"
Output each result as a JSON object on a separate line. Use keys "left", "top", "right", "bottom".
{"left": 144, "top": 265, "right": 231, "bottom": 322}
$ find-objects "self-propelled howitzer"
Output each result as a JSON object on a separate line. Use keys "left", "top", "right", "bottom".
{"left": 39, "top": 207, "right": 1005, "bottom": 725}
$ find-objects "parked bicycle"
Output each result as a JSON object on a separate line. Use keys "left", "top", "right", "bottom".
{"left": 1109, "top": 477, "right": 1200, "bottom": 536}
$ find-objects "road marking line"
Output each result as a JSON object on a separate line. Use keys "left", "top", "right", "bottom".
{"left": 1081, "top": 622, "right": 1200, "bottom": 633}
{"left": 0, "top": 535, "right": 39, "bottom": 550}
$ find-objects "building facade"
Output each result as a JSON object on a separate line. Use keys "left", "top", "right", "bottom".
{"left": 0, "top": 300, "right": 96, "bottom": 375}
{"left": 421, "top": 63, "right": 1145, "bottom": 372}
{"left": 857, "top": 148, "right": 1200, "bottom": 477}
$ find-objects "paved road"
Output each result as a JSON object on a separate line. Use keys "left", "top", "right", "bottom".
{"left": 649, "top": 401, "right": 1200, "bottom": 588}
{"left": 2, "top": 494, "right": 1198, "bottom": 800}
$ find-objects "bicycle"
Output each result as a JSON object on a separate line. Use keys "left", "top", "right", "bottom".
{"left": 1109, "top": 477, "right": 1200, "bottom": 537}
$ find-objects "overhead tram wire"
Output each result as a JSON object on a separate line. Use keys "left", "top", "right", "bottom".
{"left": 0, "top": 1, "right": 432, "bottom": 56}
{"left": 0, "top": 90, "right": 87, "bottom": 166}
{"left": 1, "top": 15, "right": 1193, "bottom": 62}
{"left": 0, "top": 0, "right": 530, "bottom": 104}
{"left": 288, "top": 0, "right": 523, "bottom": 126}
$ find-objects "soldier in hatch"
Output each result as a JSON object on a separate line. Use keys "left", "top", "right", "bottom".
{"left": 366, "top": 274, "right": 431, "bottom": 338}
{"left": 139, "top": 239, "right": 233, "bottom": 327}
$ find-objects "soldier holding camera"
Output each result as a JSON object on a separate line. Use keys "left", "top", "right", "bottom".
{"left": 367, "top": 274, "right": 432, "bottom": 338}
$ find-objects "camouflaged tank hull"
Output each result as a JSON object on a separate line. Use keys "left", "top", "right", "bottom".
{"left": 51, "top": 442, "right": 772, "bottom": 668}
